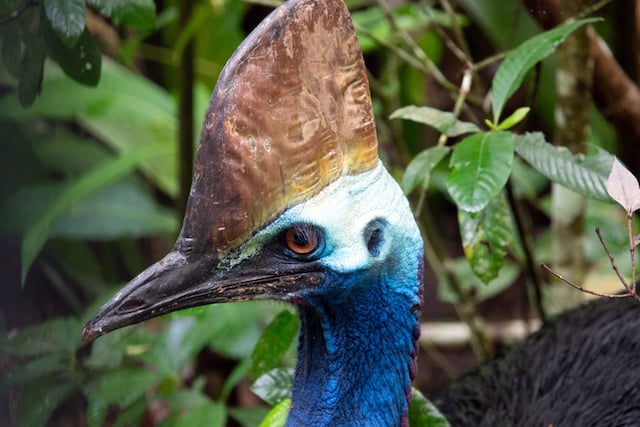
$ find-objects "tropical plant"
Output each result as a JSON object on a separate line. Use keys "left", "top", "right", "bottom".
{"left": 1, "top": 0, "right": 637, "bottom": 426}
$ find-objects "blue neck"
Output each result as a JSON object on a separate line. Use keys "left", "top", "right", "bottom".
{"left": 285, "top": 259, "right": 423, "bottom": 427}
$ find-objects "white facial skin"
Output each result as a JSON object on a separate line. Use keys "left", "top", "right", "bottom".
{"left": 219, "top": 161, "right": 421, "bottom": 279}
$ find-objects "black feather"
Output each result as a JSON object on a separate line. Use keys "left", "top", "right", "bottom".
{"left": 435, "top": 297, "right": 640, "bottom": 427}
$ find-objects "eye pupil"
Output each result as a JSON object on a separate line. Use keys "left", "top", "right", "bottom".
{"left": 292, "top": 231, "right": 308, "bottom": 247}
{"left": 285, "top": 225, "right": 319, "bottom": 255}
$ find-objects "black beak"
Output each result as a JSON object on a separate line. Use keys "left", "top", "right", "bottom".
{"left": 81, "top": 249, "right": 324, "bottom": 341}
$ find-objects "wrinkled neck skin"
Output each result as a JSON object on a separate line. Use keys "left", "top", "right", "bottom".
{"left": 273, "top": 164, "right": 424, "bottom": 426}
{"left": 287, "top": 264, "right": 423, "bottom": 427}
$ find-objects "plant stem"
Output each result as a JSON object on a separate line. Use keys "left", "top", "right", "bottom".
{"left": 628, "top": 213, "right": 637, "bottom": 294}
{"left": 177, "top": 0, "right": 196, "bottom": 218}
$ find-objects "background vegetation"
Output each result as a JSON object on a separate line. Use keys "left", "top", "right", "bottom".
{"left": 1, "top": 0, "right": 638, "bottom": 425}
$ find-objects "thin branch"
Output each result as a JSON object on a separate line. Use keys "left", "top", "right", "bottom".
{"left": 627, "top": 214, "right": 637, "bottom": 294}
{"left": 595, "top": 227, "right": 633, "bottom": 294}
{"left": 574, "top": 0, "right": 617, "bottom": 20}
{"left": 472, "top": 51, "right": 509, "bottom": 73}
{"left": 436, "top": 0, "right": 472, "bottom": 60}
{"left": 507, "top": 183, "right": 547, "bottom": 322}
{"left": 542, "top": 263, "right": 631, "bottom": 299}
{"left": 542, "top": 226, "right": 640, "bottom": 303}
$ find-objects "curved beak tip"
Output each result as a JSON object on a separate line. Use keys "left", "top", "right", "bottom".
{"left": 81, "top": 324, "right": 103, "bottom": 342}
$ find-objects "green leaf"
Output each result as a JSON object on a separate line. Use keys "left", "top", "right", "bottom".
{"left": 46, "top": 27, "right": 101, "bottom": 86}
{"left": 250, "top": 310, "right": 299, "bottom": 379}
{"left": 220, "top": 358, "right": 252, "bottom": 402}
{"left": 438, "top": 258, "right": 520, "bottom": 304}
{"left": 5, "top": 352, "right": 69, "bottom": 386}
{"left": 18, "top": 32, "right": 47, "bottom": 107}
{"left": 84, "top": 326, "right": 156, "bottom": 371}
{"left": 492, "top": 18, "right": 600, "bottom": 123}
{"left": 31, "top": 133, "right": 114, "bottom": 174}
{"left": 251, "top": 368, "right": 294, "bottom": 406}
{"left": 20, "top": 148, "right": 163, "bottom": 285}
{"left": 1, "top": 180, "right": 177, "bottom": 240}
{"left": 459, "top": 192, "right": 514, "bottom": 283}
{"left": 352, "top": 4, "right": 467, "bottom": 53}
{"left": 44, "top": 0, "right": 86, "bottom": 47}
{"left": 259, "top": 398, "right": 291, "bottom": 427}
{"left": 16, "top": 377, "right": 75, "bottom": 427}
{"left": 88, "top": 0, "right": 156, "bottom": 32}
{"left": 174, "top": 401, "right": 226, "bottom": 427}
{"left": 409, "top": 388, "right": 450, "bottom": 427}
{"left": 173, "top": 3, "right": 213, "bottom": 58}
{"left": 111, "top": 398, "right": 148, "bottom": 427}
{"left": 229, "top": 406, "right": 271, "bottom": 427}
{"left": 85, "top": 368, "right": 158, "bottom": 427}
{"left": 390, "top": 105, "right": 481, "bottom": 137}
{"left": 401, "top": 146, "right": 451, "bottom": 194}
{"left": 446, "top": 131, "right": 515, "bottom": 212}
{"left": 5, "top": 317, "right": 81, "bottom": 357}
{"left": 1, "top": 21, "right": 22, "bottom": 77}
{"left": 0, "top": 59, "right": 179, "bottom": 196}
{"left": 514, "top": 132, "right": 613, "bottom": 200}
{"left": 496, "top": 106, "right": 530, "bottom": 130}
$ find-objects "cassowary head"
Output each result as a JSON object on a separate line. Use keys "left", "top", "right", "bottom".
{"left": 83, "top": 0, "right": 423, "bottom": 425}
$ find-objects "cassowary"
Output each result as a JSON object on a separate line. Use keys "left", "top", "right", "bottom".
{"left": 82, "top": 0, "right": 640, "bottom": 425}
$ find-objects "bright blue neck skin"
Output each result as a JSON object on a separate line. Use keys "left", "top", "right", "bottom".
{"left": 287, "top": 259, "right": 423, "bottom": 427}
{"left": 240, "top": 163, "right": 424, "bottom": 426}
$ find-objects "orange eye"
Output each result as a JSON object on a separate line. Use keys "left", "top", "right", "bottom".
{"left": 285, "top": 226, "right": 320, "bottom": 255}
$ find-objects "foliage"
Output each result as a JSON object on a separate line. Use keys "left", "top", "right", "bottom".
{"left": 392, "top": 17, "right": 612, "bottom": 284}
{"left": 0, "top": 0, "right": 155, "bottom": 107}
{"left": 1, "top": 0, "right": 633, "bottom": 426}
{"left": 1, "top": 302, "right": 278, "bottom": 427}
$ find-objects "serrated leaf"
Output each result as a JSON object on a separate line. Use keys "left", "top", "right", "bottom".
{"left": 402, "top": 146, "right": 451, "bottom": 194}
{"left": 492, "top": 18, "right": 599, "bottom": 123}
{"left": 20, "top": 148, "right": 163, "bottom": 285}
{"left": 409, "top": 388, "right": 450, "bottom": 427}
{"left": 88, "top": 0, "right": 156, "bottom": 32}
{"left": 46, "top": 27, "right": 101, "bottom": 86}
{"left": 459, "top": 193, "right": 513, "bottom": 283}
{"left": 251, "top": 368, "right": 294, "bottom": 406}
{"left": 259, "top": 398, "right": 291, "bottom": 427}
{"left": 5, "top": 317, "right": 81, "bottom": 357}
{"left": 446, "top": 131, "right": 515, "bottom": 212}
{"left": 16, "top": 378, "right": 75, "bottom": 427}
{"left": 606, "top": 158, "right": 640, "bottom": 214}
{"left": 85, "top": 369, "right": 158, "bottom": 427}
{"left": 44, "top": 0, "right": 86, "bottom": 47}
{"left": 390, "top": 105, "right": 481, "bottom": 137}
{"left": 514, "top": 132, "right": 613, "bottom": 200}
{"left": 250, "top": 310, "right": 299, "bottom": 379}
